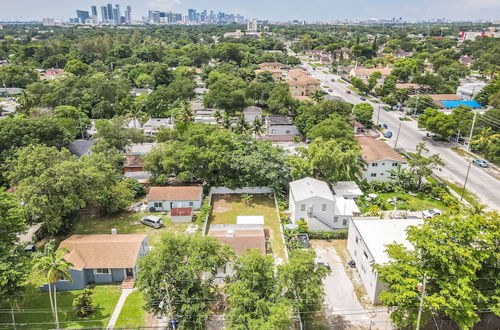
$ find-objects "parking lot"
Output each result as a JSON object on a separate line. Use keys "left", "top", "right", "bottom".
{"left": 312, "top": 240, "right": 393, "bottom": 329}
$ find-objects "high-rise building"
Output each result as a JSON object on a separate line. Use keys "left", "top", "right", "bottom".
{"left": 188, "top": 9, "right": 196, "bottom": 22}
{"left": 107, "top": 4, "right": 114, "bottom": 20}
{"left": 76, "top": 10, "right": 90, "bottom": 24}
{"left": 247, "top": 19, "right": 258, "bottom": 32}
{"left": 101, "top": 6, "right": 108, "bottom": 21}
{"left": 125, "top": 6, "right": 132, "bottom": 24}
{"left": 42, "top": 18, "right": 56, "bottom": 26}
{"left": 91, "top": 6, "right": 98, "bottom": 16}
{"left": 114, "top": 4, "right": 120, "bottom": 24}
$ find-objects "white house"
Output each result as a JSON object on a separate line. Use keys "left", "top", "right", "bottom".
{"left": 347, "top": 218, "right": 423, "bottom": 304}
{"left": 147, "top": 186, "right": 203, "bottom": 212}
{"left": 266, "top": 115, "right": 300, "bottom": 137}
{"left": 243, "top": 106, "right": 262, "bottom": 123}
{"left": 331, "top": 181, "right": 363, "bottom": 200}
{"left": 143, "top": 118, "right": 174, "bottom": 136}
{"left": 356, "top": 137, "right": 407, "bottom": 182}
{"left": 289, "top": 177, "right": 361, "bottom": 231}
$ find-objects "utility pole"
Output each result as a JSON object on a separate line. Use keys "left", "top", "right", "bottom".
{"left": 460, "top": 161, "right": 472, "bottom": 202}
{"left": 376, "top": 103, "right": 381, "bottom": 126}
{"left": 394, "top": 121, "right": 402, "bottom": 149}
{"left": 467, "top": 111, "right": 477, "bottom": 150}
{"left": 416, "top": 273, "right": 427, "bottom": 330}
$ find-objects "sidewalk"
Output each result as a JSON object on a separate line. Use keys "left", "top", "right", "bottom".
{"left": 107, "top": 288, "right": 136, "bottom": 329}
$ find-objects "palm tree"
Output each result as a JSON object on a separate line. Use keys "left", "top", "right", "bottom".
{"left": 233, "top": 114, "right": 249, "bottom": 134}
{"left": 251, "top": 117, "right": 266, "bottom": 137}
{"left": 176, "top": 101, "right": 194, "bottom": 123}
{"left": 221, "top": 112, "right": 232, "bottom": 129}
{"left": 311, "top": 90, "right": 324, "bottom": 103}
{"left": 32, "top": 241, "right": 73, "bottom": 329}
{"left": 124, "top": 103, "right": 146, "bottom": 129}
{"left": 16, "top": 92, "right": 35, "bottom": 116}
{"left": 214, "top": 109, "right": 224, "bottom": 125}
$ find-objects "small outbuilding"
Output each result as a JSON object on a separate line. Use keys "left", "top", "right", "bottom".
{"left": 171, "top": 207, "right": 193, "bottom": 223}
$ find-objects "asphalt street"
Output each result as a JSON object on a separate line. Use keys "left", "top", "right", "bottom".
{"left": 300, "top": 60, "right": 500, "bottom": 211}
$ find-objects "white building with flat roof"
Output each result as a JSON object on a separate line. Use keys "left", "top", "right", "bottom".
{"left": 347, "top": 218, "right": 423, "bottom": 304}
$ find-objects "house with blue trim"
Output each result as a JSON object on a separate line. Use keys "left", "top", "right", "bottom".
{"left": 40, "top": 234, "right": 148, "bottom": 292}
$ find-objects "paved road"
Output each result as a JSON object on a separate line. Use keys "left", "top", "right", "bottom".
{"left": 300, "top": 59, "right": 500, "bottom": 211}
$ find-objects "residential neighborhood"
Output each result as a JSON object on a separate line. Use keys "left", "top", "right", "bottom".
{"left": 0, "top": 6, "right": 499, "bottom": 330}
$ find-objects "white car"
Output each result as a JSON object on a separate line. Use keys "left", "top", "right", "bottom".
{"left": 422, "top": 209, "right": 442, "bottom": 219}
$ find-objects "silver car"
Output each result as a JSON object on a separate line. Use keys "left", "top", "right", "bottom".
{"left": 141, "top": 215, "right": 163, "bottom": 229}
{"left": 422, "top": 209, "right": 442, "bottom": 219}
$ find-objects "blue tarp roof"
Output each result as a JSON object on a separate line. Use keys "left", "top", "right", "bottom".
{"left": 440, "top": 100, "right": 482, "bottom": 108}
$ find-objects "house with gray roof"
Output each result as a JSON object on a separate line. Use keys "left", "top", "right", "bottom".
{"left": 67, "top": 139, "right": 96, "bottom": 158}
{"left": 265, "top": 115, "right": 299, "bottom": 137}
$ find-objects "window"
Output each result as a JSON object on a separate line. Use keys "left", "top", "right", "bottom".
{"left": 363, "top": 250, "right": 368, "bottom": 259}
{"left": 322, "top": 204, "right": 327, "bottom": 211}
{"left": 334, "top": 216, "right": 338, "bottom": 222}
{"left": 95, "top": 268, "right": 109, "bottom": 274}
{"left": 361, "top": 265, "right": 366, "bottom": 274}
{"left": 355, "top": 236, "right": 359, "bottom": 244}
{"left": 189, "top": 202, "right": 194, "bottom": 207}
{"left": 382, "top": 162, "right": 385, "bottom": 165}
{"left": 154, "top": 202, "right": 162, "bottom": 208}
{"left": 372, "top": 163, "right": 378, "bottom": 167}
{"left": 301, "top": 204, "right": 306, "bottom": 212}
{"left": 286, "top": 130, "right": 291, "bottom": 134}
{"left": 370, "top": 173, "right": 377, "bottom": 177}
{"left": 343, "top": 219, "right": 348, "bottom": 226}
{"left": 380, "top": 173, "right": 384, "bottom": 176}
{"left": 392, "top": 162, "right": 398, "bottom": 167}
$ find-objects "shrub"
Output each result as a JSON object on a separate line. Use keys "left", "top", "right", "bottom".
{"left": 307, "top": 229, "right": 348, "bottom": 240}
{"left": 73, "top": 289, "right": 94, "bottom": 317}
{"left": 240, "top": 194, "right": 254, "bottom": 207}
{"left": 297, "top": 219, "right": 308, "bottom": 232}
{"left": 125, "top": 178, "right": 146, "bottom": 198}
{"left": 197, "top": 204, "right": 212, "bottom": 225}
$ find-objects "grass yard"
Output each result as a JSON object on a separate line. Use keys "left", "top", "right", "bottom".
{"left": 440, "top": 178, "right": 482, "bottom": 208}
{"left": 72, "top": 211, "right": 197, "bottom": 246}
{"left": 115, "top": 291, "right": 148, "bottom": 328}
{"left": 367, "top": 192, "right": 447, "bottom": 212}
{"left": 209, "top": 194, "right": 286, "bottom": 260}
{"left": 0, "top": 271, "right": 121, "bottom": 329}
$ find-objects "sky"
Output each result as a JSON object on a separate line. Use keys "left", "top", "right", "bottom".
{"left": 0, "top": 0, "right": 499, "bottom": 22}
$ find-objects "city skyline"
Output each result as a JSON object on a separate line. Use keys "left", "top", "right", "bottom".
{"left": 0, "top": 0, "right": 499, "bottom": 22}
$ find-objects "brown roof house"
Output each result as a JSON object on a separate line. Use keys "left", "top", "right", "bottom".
{"left": 208, "top": 224, "right": 266, "bottom": 282}
{"left": 287, "top": 69, "right": 321, "bottom": 99}
{"left": 356, "top": 136, "right": 407, "bottom": 182}
{"left": 147, "top": 186, "right": 203, "bottom": 212}
{"left": 39, "top": 233, "right": 149, "bottom": 292}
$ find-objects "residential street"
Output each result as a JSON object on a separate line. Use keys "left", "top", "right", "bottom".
{"left": 300, "top": 60, "right": 500, "bottom": 211}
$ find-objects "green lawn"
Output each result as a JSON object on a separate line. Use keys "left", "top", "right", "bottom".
{"left": 72, "top": 211, "right": 196, "bottom": 246}
{"left": 115, "top": 291, "right": 147, "bottom": 328}
{"left": 210, "top": 194, "right": 286, "bottom": 260}
{"left": 366, "top": 192, "right": 447, "bottom": 212}
{"left": 0, "top": 274, "right": 121, "bottom": 329}
{"left": 440, "top": 178, "right": 482, "bottom": 208}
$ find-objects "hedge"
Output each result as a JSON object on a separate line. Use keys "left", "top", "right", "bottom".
{"left": 307, "top": 229, "right": 348, "bottom": 240}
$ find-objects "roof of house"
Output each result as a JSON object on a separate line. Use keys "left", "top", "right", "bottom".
{"left": 124, "top": 171, "right": 149, "bottom": 183}
{"left": 427, "top": 94, "right": 462, "bottom": 101}
{"left": 353, "top": 67, "right": 392, "bottom": 76}
{"left": 351, "top": 219, "right": 423, "bottom": 264}
{"left": 255, "top": 68, "right": 283, "bottom": 74}
{"left": 143, "top": 118, "right": 173, "bottom": 128}
{"left": 289, "top": 177, "right": 334, "bottom": 202}
{"left": 59, "top": 234, "right": 147, "bottom": 270}
{"left": 243, "top": 106, "right": 262, "bottom": 113}
{"left": 124, "top": 155, "right": 144, "bottom": 168}
{"left": 171, "top": 207, "right": 193, "bottom": 216}
{"left": 67, "top": 139, "right": 96, "bottom": 158}
{"left": 334, "top": 197, "right": 360, "bottom": 216}
{"left": 258, "top": 62, "right": 283, "bottom": 68}
{"left": 126, "top": 143, "right": 157, "bottom": 156}
{"left": 209, "top": 224, "right": 266, "bottom": 255}
{"left": 356, "top": 137, "right": 406, "bottom": 163}
{"left": 267, "top": 115, "right": 294, "bottom": 126}
{"left": 331, "top": 181, "right": 363, "bottom": 197}
{"left": 440, "top": 100, "right": 482, "bottom": 109}
{"left": 148, "top": 186, "right": 202, "bottom": 201}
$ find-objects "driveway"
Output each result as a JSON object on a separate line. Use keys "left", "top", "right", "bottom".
{"left": 312, "top": 240, "right": 393, "bottom": 329}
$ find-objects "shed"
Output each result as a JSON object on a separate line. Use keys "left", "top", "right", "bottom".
{"left": 171, "top": 207, "right": 193, "bottom": 223}
{"left": 237, "top": 216, "right": 265, "bottom": 225}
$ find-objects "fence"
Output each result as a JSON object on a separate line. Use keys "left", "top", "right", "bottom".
{"left": 209, "top": 187, "right": 274, "bottom": 194}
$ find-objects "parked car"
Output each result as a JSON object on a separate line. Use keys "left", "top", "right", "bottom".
{"left": 328, "top": 88, "right": 333, "bottom": 92}
{"left": 348, "top": 260, "right": 356, "bottom": 268}
{"left": 346, "top": 90, "right": 351, "bottom": 94}
{"left": 422, "top": 209, "right": 442, "bottom": 219}
{"left": 472, "top": 159, "right": 489, "bottom": 168}
{"left": 141, "top": 215, "right": 163, "bottom": 229}
{"left": 384, "top": 131, "right": 393, "bottom": 138}
{"left": 331, "top": 78, "right": 336, "bottom": 82}
{"left": 316, "top": 261, "right": 331, "bottom": 270}
{"left": 383, "top": 124, "right": 388, "bottom": 129}
{"left": 360, "top": 97, "right": 366, "bottom": 101}
{"left": 24, "top": 244, "right": 36, "bottom": 253}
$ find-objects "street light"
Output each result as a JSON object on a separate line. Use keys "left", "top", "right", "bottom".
{"left": 460, "top": 161, "right": 473, "bottom": 202}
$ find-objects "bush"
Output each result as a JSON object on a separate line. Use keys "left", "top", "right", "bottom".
{"left": 125, "top": 178, "right": 146, "bottom": 198}
{"left": 240, "top": 194, "right": 254, "bottom": 207}
{"left": 307, "top": 229, "right": 348, "bottom": 240}
{"left": 73, "top": 289, "right": 94, "bottom": 317}
{"left": 197, "top": 204, "right": 211, "bottom": 225}
{"left": 297, "top": 219, "right": 308, "bottom": 232}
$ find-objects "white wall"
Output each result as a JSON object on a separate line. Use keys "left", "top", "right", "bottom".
{"left": 363, "top": 160, "right": 405, "bottom": 182}
{"left": 268, "top": 125, "right": 300, "bottom": 136}
{"left": 347, "top": 221, "right": 385, "bottom": 304}
{"left": 291, "top": 196, "right": 349, "bottom": 231}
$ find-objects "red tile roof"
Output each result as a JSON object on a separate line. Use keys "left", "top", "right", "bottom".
{"left": 171, "top": 207, "right": 193, "bottom": 216}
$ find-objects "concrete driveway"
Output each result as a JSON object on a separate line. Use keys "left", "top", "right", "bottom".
{"left": 312, "top": 240, "right": 393, "bottom": 329}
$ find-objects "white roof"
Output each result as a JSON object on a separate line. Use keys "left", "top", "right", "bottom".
{"left": 332, "top": 181, "right": 363, "bottom": 197}
{"left": 126, "top": 143, "right": 157, "bottom": 155}
{"left": 237, "top": 216, "right": 265, "bottom": 225}
{"left": 352, "top": 219, "right": 423, "bottom": 265}
{"left": 289, "top": 177, "right": 334, "bottom": 202}
{"left": 143, "top": 118, "right": 173, "bottom": 128}
{"left": 334, "top": 197, "right": 360, "bottom": 216}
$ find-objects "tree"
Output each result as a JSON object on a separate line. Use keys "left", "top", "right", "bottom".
{"left": 295, "top": 100, "right": 353, "bottom": 134}
{"left": 392, "top": 58, "right": 420, "bottom": 81}
{"left": 73, "top": 289, "right": 94, "bottom": 317}
{"left": 251, "top": 117, "right": 266, "bottom": 137}
{"left": 405, "top": 95, "right": 437, "bottom": 114}
{"left": 418, "top": 108, "right": 456, "bottom": 140}
{"left": 408, "top": 143, "right": 444, "bottom": 190}
{"left": 226, "top": 250, "right": 294, "bottom": 329}
{"left": 350, "top": 77, "right": 369, "bottom": 94}
{"left": 291, "top": 138, "right": 362, "bottom": 184}
{"left": 376, "top": 211, "right": 500, "bottom": 329}
{"left": 352, "top": 103, "right": 374, "bottom": 127}
{"left": 54, "top": 105, "right": 91, "bottom": 139}
{"left": 0, "top": 65, "right": 38, "bottom": 88}
{"left": 64, "top": 59, "right": 90, "bottom": 76}
{"left": 306, "top": 113, "right": 355, "bottom": 145}
{"left": 311, "top": 90, "right": 324, "bottom": 103}
{"left": 137, "top": 233, "right": 233, "bottom": 330}
{"left": 32, "top": 241, "right": 73, "bottom": 329}
{"left": 0, "top": 191, "right": 29, "bottom": 323}
{"left": 92, "top": 117, "right": 144, "bottom": 152}
{"left": 233, "top": 114, "right": 249, "bottom": 134}
{"left": 203, "top": 74, "right": 247, "bottom": 113}
{"left": 267, "top": 83, "right": 297, "bottom": 115}
{"left": 367, "top": 71, "right": 382, "bottom": 92}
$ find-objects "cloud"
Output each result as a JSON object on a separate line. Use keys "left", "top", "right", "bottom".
{"left": 148, "top": 0, "right": 182, "bottom": 10}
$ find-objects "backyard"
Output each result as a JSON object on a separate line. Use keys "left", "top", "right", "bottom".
{"left": 209, "top": 193, "right": 286, "bottom": 260}
{"left": 0, "top": 272, "right": 122, "bottom": 329}
{"left": 359, "top": 192, "right": 448, "bottom": 213}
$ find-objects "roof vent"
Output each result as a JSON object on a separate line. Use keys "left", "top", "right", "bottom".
{"left": 227, "top": 230, "right": 235, "bottom": 237}
{"left": 111, "top": 228, "right": 117, "bottom": 235}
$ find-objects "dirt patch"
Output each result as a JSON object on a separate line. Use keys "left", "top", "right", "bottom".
{"left": 211, "top": 194, "right": 234, "bottom": 213}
